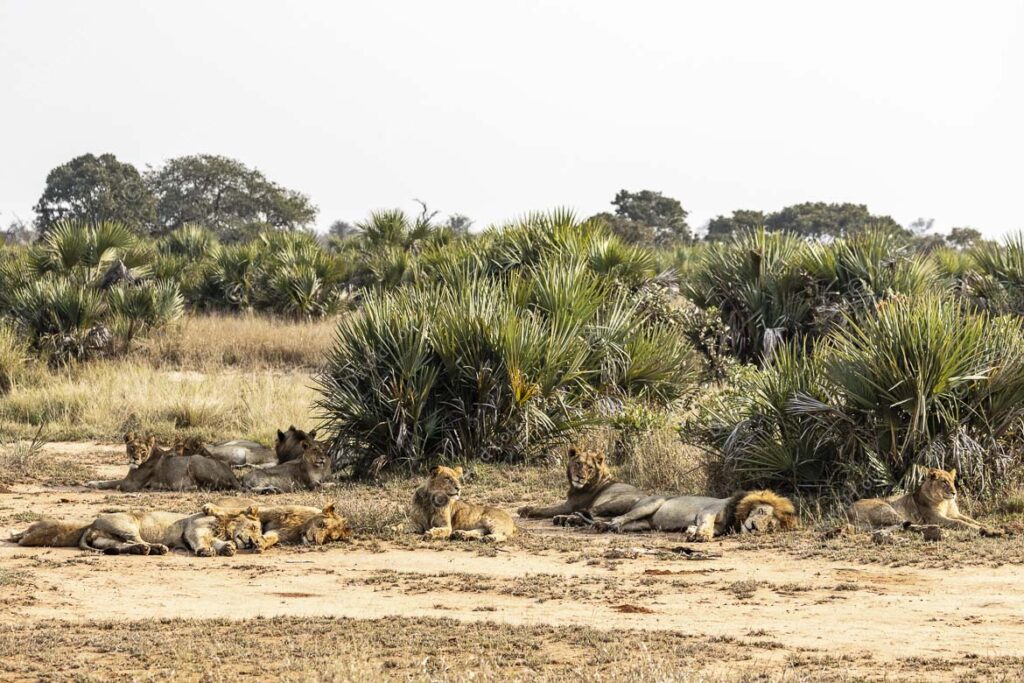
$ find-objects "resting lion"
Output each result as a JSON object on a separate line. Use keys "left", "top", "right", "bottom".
{"left": 848, "top": 468, "right": 993, "bottom": 534}
{"left": 79, "top": 506, "right": 263, "bottom": 556}
{"left": 241, "top": 440, "right": 332, "bottom": 493}
{"left": 205, "top": 497, "right": 351, "bottom": 549}
{"left": 202, "top": 426, "right": 318, "bottom": 468}
{"left": 9, "top": 518, "right": 91, "bottom": 547}
{"left": 517, "top": 446, "right": 645, "bottom": 525}
{"left": 85, "top": 433, "right": 242, "bottom": 492}
{"left": 594, "top": 490, "right": 799, "bottom": 541}
{"left": 410, "top": 466, "right": 516, "bottom": 543}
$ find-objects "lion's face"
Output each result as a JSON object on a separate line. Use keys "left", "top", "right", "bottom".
{"left": 301, "top": 503, "right": 352, "bottom": 545}
{"left": 277, "top": 425, "right": 318, "bottom": 461}
{"left": 735, "top": 491, "right": 799, "bottom": 535}
{"left": 566, "top": 447, "right": 607, "bottom": 490}
{"left": 176, "top": 436, "right": 209, "bottom": 457}
{"left": 124, "top": 432, "right": 156, "bottom": 468}
{"left": 224, "top": 507, "right": 264, "bottom": 552}
{"left": 921, "top": 468, "right": 958, "bottom": 502}
{"left": 301, "top": 441, "right": 331, "bottom": 472}
{"left": 426, "top": 466, "right": 463, "bottom": 507}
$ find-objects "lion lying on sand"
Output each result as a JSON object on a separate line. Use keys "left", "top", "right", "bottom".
{"left": 410, "top": 466, "right": 516, "bottom": 543}
{"left": 11, "top": 506, "right": 264, "bottom": 556}
{"left": 592, "top": 490, "right": 799, "bottom": 541}
{"left": 848, "top": 468, "right": 999, "bottom": 535}
{"left": 518, "top": 446, "right": 645, "bottom": 525}
{"left": 204, "top": 497, "right": 351, "bottom": 549}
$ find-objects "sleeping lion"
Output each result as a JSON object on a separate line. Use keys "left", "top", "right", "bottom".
{"left": 593, "top": 490, "right": 799, "bottom": 541}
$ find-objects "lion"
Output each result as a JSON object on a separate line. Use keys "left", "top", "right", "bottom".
{"left": 8, "top": 518, "right": 91, "bottom": 547}
{"left": 85, "top": 433, "right": 242, "bottom": 492}
{"left": 205, "top": 497, "right": 351, "bottom": 549}
{"left": 241, "top": 440, "right": 331, "bottom": 493}
{"left": 848, "top": 468, "right": 994, "bottom": 534}
{"left": 593, "top": 490, "right": 799, "bottom": 541}
{"left": 517, "top": 446, "right": 645, "bottom": 525}
{"left": 410, "top": 466, "right": 516, "bottom": 543}
{"left": 79, "top": 506, "right": 264, "bottom": 556}
{"left": 200, "top": 426, "right": 317, "bottom": 468}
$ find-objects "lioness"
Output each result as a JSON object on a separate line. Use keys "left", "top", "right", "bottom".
{"left": 205, "top": 497, "right": 351, "bottom": 549}
{"left": 79, "top": 506, "right": 263, "bottom": 556}
{"left": 848, "top": 468, "right": 993, "bottom": 533}
{"left": 242, "top": 440, "right": 331, "bottom": 493}
{"left": 201, "top": 426, "right": 317, "bottom": 468}
{"left": 9, "top": 518, "right": 91, "bottom": 547}
{"left": 517, "top": 446, "right": 645, "bottom": 525}
{"left": 593, "top": 490, "right": 799, "bottom": 541}
{"left": 85, "top": 433, "right": 242, "bottom": 492}
{"left": 410, "top": 466, "right": 516, "bottom": 543}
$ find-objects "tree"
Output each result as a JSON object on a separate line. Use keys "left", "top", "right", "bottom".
{"left": 765, "top": 202, "right": 903, "bottom": 239}
{"left": 948, "top": 226, "right": 983, "bottom": 249}
{"left": 1, "top": 216, "right": 35, "bottom": 245}
{"left": 33, "top": 153, "right": 156, "bottom": 232}
{"left": 705, "top": 210, "right": 766, "bottom": 242}
{"left": 146, "top": 155, "right": 318, "bottom": 240}
{"left": 328, "top": 220, "right": 357, "bottom": 240}
{"left": 608, "top": 189, "right": 691, "bottom": 246}
{"left": 444, "top": 213, "right": 473, "bottom": 235}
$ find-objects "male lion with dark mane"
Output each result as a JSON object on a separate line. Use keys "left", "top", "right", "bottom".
{"left": 593, "top": 490, "right": 799, "bottom": 541}
{"left": 517, "top": 446, "right": 645, "bottom": 525}
{"left": 410, "top": 466, "right": 516, "bottom": 543}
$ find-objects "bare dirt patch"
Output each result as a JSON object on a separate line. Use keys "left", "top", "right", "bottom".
{"left": 3, "top": 442, "right": 1024, "bottom": 681}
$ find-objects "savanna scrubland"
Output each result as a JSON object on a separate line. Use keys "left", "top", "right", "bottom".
{"left": 3, "top": 197, "right": 1024, "bottom": 680}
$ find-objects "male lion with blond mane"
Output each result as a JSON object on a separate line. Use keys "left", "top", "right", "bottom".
{"left": 410, "top": 466, "right": 516, "bottom": 543}
{"left": 593, "top": 490, "right": 799, "bottom": 541}
{"left": 517, "top": 446, "right": 645, "bottom": 525}
{"left": 204, "top": 497, "right": 351, "bottom": 549}
{"left": 848, "top": 467, "right": 997, "bottom": 534}
{"left": 78, "top": 506, "right": 264, "bottom": 556}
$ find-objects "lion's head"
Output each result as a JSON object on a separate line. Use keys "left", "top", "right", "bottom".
{"left": 277, "top": 425, "right": 318, "bottom": 462}
{"left": 734, "top": 490, "right": 799, "bottom": 535}
{"left": 565, "top": 446, "right": 610, "bottom": 491}
{"left": 918, "top": 468, "right": 958, "bottom": 503}
{"left": 301, "top": 503, "right": 352, "bottom": 545}
{"left": 425, "top": 466, "right": 463, "bottom": 507}
{"left": 301, "top": 440, "right": 331, "bottom": 472}
{"left": 124, "top": 432, "right": 156, "bottom": 468}
{"left": 219, "top": 506, "right": 264, "bottom": 552}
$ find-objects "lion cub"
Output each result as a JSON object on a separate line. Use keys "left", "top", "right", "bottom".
{"left": 848, "top": 468, "right": 991, "bottom": 533}
{"left": 410, "top": 466, "right": 516, "bottom": 543}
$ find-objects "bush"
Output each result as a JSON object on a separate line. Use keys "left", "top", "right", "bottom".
{"left": 0, "top": 325, "right": 27, "bottom": 395}
{"left": 694, "top": 294, "right": 1024, "bottom": 496}
{"left": 316, "top": 244, "right": 701, "bottom": 477}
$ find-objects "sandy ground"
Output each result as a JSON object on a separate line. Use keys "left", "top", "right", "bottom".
{"left": 3, "top": 442, "right": 1024, "bottom": 679}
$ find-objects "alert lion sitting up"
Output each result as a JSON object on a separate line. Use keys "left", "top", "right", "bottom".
{"left": 410, "top": 466, "right": 516, "bottom": 543}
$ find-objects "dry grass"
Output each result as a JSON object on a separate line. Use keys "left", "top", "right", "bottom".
{"left": 137, "top": 313, "right": 338, "bottom": 371}
{"left": 1, "top": 615, "right": 1017, "bottom": 682}
{"left": 0, "top": 361, "right": 317, "bottom": 443}
{"left": 0, "top": 434, "right": 96, "bottom": 488}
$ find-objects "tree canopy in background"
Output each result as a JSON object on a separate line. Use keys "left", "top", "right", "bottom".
{"left": 146, "top": 155, "right": 318, "bottom": 240}
{"left": 705, "top": 210, "right": 766, "bottom": 242}
{"left": 590, "top": 189, "right": 692, "bottom": 246}
{"left": 33, "top": 153, "right": 157, "bottom": 233}
{"left": 764, "top": 202, "right": 903, "bottom": 239}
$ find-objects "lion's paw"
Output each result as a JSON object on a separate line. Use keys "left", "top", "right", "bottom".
{"left": 149, "top": 544, "right": 169, "bottom": 555}
{"left": 195, "top": 547, "right": 215, "bottom": 557}
{"left": 218, "top": 543, "right": 237, "bottom": 557}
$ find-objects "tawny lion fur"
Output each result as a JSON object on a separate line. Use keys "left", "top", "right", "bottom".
{"left": 205, "top": 497, "right": 351, "bottom": 549}
{"left": 410, "top": 466, "right": 516, "bottom": 543}
{"left": 848, "top": 468, "right": 988, "bottom": 532}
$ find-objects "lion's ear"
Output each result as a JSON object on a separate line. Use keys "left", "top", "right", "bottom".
{"left": 288, "top": 425, "right": 297, "bottom": 432}
{"left": 301, "top": 440, "right": 310, "bottom": 451}
{"left": 124, "top": 431, "right": 134, "bottom": 443}
{"left": 322, "top": 503, "right": 336, "bottom": 516}
{"left": 453, "top": 466, "right": 463, "bottom": 477}
{"left": 567, "top": 446, "right": 577, "bottom": 459}
{"left": 431, "top": 465, "right": 442, "bottom": 476}
{"left": 948, "top": 468, "right": 957, "bottom": 480}
{"left": 595, "top": 450, "right": 606, "bottom": 464}
{"left": 244, "top": 506, "right": 259, "bottom": 517}
{"left": 309, "top": 429, "right": 318, "bottom": 439}
{"left": 927, "top": 469, "right": 939, "bottom": 480}
{"left": 147, "top": 435, "right": 156, "bottom": 447}
{"left": 277, "top": 429, "right": 285, "bottom": 442}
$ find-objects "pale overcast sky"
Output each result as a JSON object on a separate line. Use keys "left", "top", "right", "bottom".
{"left": 1, "top": 1, "right": 1021, "bottom": 236}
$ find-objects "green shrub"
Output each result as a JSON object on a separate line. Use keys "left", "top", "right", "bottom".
{"left": 695, "top": 294, "right": 1024, "bottom": 496}
{"left": 316, "top": 259, "right": 700, "bottom": 477}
